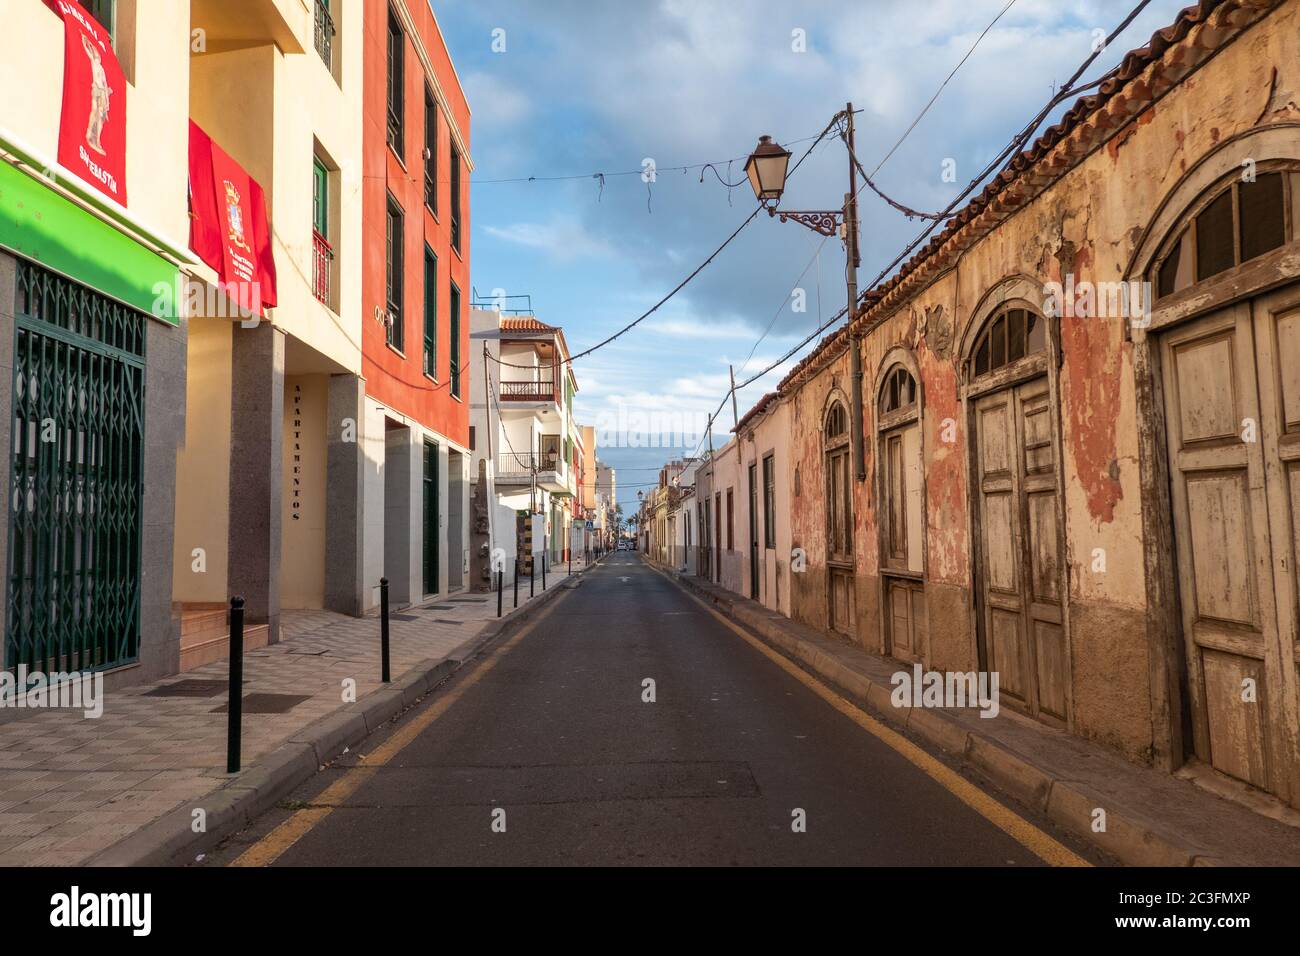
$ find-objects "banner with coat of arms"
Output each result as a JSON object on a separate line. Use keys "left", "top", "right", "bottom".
{"left": 45, "top": 0, "right": 127, "bottom": 204}
{"left": 187, "top": 120, "right": 278, "bottom": 314}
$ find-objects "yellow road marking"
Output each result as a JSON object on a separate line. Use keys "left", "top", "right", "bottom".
{"left": 230, "top": 593, "right": 569, "bottom": 867}
{"left": 676, "top": 581, "right": 1091, "bottom": 868}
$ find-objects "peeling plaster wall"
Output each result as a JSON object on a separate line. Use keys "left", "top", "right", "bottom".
{"left": 778, "top": 3, "right": 1298, "bottom": 766}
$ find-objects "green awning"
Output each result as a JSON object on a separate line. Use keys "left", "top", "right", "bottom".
{"left": 0, "top": 160, "right": 180, "bottom": 324}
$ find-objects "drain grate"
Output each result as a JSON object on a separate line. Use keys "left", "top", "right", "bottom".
{"left": 426, "top": 604, "right": 455, "bottom": 611}
{"left": 144, "top": 680, "right": 229, "bottom": 698}
{"left": 211, "top": 693, "right": 312, "bottom": 715}
{"left": 433, "top": 619, "right": 463, "bottom": 625}
{"left": 390, "top": 613, "right": 421, "bottom": 622}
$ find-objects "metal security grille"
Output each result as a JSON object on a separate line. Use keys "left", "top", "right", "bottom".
{"left": 6, "top": 260, "right": 146, "bottom": 673}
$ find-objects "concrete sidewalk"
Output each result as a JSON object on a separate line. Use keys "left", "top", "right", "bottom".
{"left": 655, "top": 562, "right": 1300, "bottom": 867}
{"left": 0, "top": 557, "right": 594, "bottom": 866}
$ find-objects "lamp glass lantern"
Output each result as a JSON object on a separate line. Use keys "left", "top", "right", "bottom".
{"left": 745, "top": 135, "right": 792, "bottom": 202}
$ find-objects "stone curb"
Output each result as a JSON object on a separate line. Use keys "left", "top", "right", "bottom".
{"left": 86, "top": 579, "right": 580, "bottom": 868}
{"left": 654, "top": 563, "right": 1207, "bottom": 868}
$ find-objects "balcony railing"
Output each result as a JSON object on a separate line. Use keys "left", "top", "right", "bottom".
{"left": 500, "top": 379, "right": 557, "bottom": 402}
{"left": 312, "top": 230, "right": 333, "bottom": 305}
{"left": 496, "top": 451, "right": 562, "bottom": 480}
{"left": 314, "top": 0, "right": 335, "bottom": 69}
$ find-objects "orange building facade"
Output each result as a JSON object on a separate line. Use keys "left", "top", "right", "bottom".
{"left": 360, "top": 0, "right": 472, "bottom": 610}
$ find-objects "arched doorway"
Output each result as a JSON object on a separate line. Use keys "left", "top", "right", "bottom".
{"left": 1130, "top": 132, "right": 1300, "bottom": 804}
{"left": 875, "top": 351, "right": 925, "bottom": 663}
{"left": 961, "top": 288, "right": 1069, "bottom": 726}
{"left": 823, "top": 397, "right": 854, "bottom": 636}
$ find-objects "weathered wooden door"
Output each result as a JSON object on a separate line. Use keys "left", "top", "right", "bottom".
{"left": 973, "top": 378, "right": 1068, "bottom": 724}
{"left": 826, "top": 444, "right": 854, "bottom": 635}
{"left": 1162, "top": 295, "right": 1300, "bottom": 803}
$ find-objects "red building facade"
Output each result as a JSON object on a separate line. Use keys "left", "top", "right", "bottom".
{"left": 360, "top": 0, "right": 472, "bottom": 609}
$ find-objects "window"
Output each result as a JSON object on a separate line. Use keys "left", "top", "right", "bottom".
{"left": 972, "top": 307, "right": 1044, "bottom": 378}
{"left": 423, "top": 246, "right": 437, "bottom": 377}
{"left": 385, "top": 195, "right": 404, "bottom": 351}
{"left": 386, "top": 11, "right": 404, "bottom": 156}
{"left": 311, "top": 157, "right": 332, "bottom": 306}
{"left": 825, "top": 401, "right": 847, "bottom": 439}
{"left": 449, "top": 281, "right": 461, "bottom": 397}
{"left": 424, "top": 89, "right": 438, "bottom": 213}
{"left": 450, "top": 143, "right": 462, "bottom": 252}
{"left": 313, "top": 0, "right": 335, "bottom": 69}
{"left": 763, "top": 455, "right": 776, "bottom": 549}
{"left": 86, "top": 0, "right": 114, "bottom": 39}
{"left": 879, "top": 365, "right": 916, "bottom": 415}
{"left": 1154, "top": 169, "right": 1294, "bottom": 299}
{"left": 726, "top": 488, "right": 734, "bottom": 551}
{"left": 824, "top": 402, "right": 852, "bottom": 561}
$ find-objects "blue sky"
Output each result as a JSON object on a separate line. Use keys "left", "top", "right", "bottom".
{"left": 433, "top": 0, "right": 1194, "bottom": 510}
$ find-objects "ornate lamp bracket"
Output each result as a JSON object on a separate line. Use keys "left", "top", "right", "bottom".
{"left": 766, "top": 205, "right": 844, "bottom": 238}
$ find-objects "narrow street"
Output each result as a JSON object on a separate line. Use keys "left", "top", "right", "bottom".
{"left": 208, "top": 557, "right": 1101, "bottom": 867}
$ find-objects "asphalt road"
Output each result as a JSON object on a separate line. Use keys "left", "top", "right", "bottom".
{"left": 209, "top": 555, "right": 1104, "bottom": 866}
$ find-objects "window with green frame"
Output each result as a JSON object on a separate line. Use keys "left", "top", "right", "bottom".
{"left": 449, "top": 281, "right": 461, "bottom": 397}
{"left": 385, "top": 194, "right": 404, "bottom": 351}
{"left": 312, "top": 157, "right": 328, "bottom": 236}
{"left": 423, "top": 245, "right": 437, "bottom": 378}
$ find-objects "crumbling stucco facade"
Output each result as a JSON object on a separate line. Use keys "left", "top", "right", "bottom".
{"left": 770, "top": 0, "right": 1300, "bottom": 806}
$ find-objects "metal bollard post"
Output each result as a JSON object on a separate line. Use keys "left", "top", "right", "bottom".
{"left": 380, "top": 577, "right": 391, "bottom": 683}
{"left": 530, "top": 553, "right": 535, "bottom": 597}
{"left": 497, "top": 568, "right": 503, "bottom": 617}
{"left": 514, "top": 556, "right": 519, "bottom": 608}
{"left": 226, "top": 595, "right": 245, "bottom": 774}
{"left": 542, "top": 548, "right": 547, "bottom": 590}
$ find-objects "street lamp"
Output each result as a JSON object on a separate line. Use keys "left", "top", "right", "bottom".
{"left": 745, "top": 104, "right": 865, "bottom": 481}
{"left": 743, "top": 135, "right": 791, "bottom": 202}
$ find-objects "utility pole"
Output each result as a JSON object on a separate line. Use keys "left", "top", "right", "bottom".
{"left": 729, "top": 364, "right": 740, "bottom": 432}
{"left": 844, "top": 102, "right": 865, "bottom": 481}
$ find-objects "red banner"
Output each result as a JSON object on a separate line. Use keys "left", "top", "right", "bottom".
{"left": 187, "top": 121, "right": 277, "bottom": 314}
{"left": 46, "top": 0, "right": 127, "bottom": 205}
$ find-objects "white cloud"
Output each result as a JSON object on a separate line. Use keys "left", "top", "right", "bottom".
{"left": 483, "top": 217, "right": 615, "bottom": 261}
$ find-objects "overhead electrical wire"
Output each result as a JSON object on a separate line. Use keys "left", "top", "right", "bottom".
{"left": 670, "top": 0, "right": 1156, "bottom": 471}
{"left": 486, "top": 114, "right": 844, "bottom": 371}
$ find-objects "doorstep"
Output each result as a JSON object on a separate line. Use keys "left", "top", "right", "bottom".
{"left": 654, "top": 562, "right": 1300, "bottom": 867}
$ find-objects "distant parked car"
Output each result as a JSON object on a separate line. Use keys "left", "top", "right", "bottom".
{"left": 617, "top": 540, "right": 630, "bottom": 551}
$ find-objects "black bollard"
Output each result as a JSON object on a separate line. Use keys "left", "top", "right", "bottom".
{"left": 514, "top": 556, "right": 519, "bottom": 608}
{"left": 530, "top": 553, "right": 535, "bottom": 597}
{"left": 497, "top": 568, "right": 503, "bottom": 618}
{"left": 542, "top": 548, "right": 547, "bottom": 591}
{"left": 226, "top": 595, "right": 245, "bottom": 774}
{"left": 380, "top": 577, "right": 391, "bottom": 683}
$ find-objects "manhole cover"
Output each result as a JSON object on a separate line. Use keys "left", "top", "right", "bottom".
{"left": 211, "top": 693, "right": 312, "bottom": 714}
{"left": 144, "top": 679, "right": 229, "bottom": 698}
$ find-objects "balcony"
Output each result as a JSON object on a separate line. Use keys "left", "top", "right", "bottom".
{"left": 495, "top": 451, "right": 566, "bottom": 493}
{"left": 313, "top": 0, "right": 335, "bottom": 70}
{"left": 500, "top": 379, "right": 557, "bottom": 403}
{"left": 311, "top": 230, "right": 333, "bottom": 306}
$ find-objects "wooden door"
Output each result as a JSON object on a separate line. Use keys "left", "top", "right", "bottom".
{"left": 826, "top": 444, "right": 854, "bottom": 635}
{"left": 974, "top": 378, "right": 1068, "bottom": 724}
{"left": 1163, "top": 297, "right": 1300, "bottom": 802}
{"left": 749, "top": 463, "right": 760, "bottom": 599}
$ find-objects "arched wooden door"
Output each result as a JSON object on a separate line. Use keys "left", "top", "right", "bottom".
{"left": 824, "top": 400, "right": 854, "bottom": 636}
{"left": 967, "top": 304, "right": 1069, "bottom": 726}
